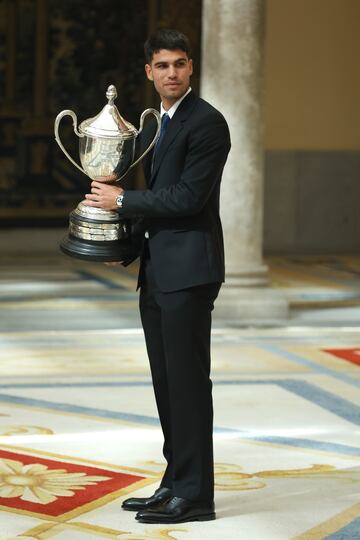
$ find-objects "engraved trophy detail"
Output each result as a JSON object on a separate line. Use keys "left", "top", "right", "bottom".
{"left": 54, "top": 85, "right": 160, "bottom": 261}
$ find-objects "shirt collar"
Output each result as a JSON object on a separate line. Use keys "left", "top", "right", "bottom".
{"left": 160, "top": 87, "right": 192, "bottom": 119}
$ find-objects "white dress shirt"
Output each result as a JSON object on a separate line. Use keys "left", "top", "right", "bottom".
{"left": 160, "top": 86, "right": 192, "bottom": 119}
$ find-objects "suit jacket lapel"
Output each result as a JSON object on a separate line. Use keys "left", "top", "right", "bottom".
{"left": 150, "top": 91, "right": 198, "bottom": 185}
{"left": 150, "top": 119, "right": 183, "bottom": 182}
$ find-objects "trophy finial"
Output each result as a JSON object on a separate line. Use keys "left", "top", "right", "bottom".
{"left": 74, "top": 84, "right": 138, "bottom": 140}
{"left": 106, "top": 85, "right": 117, "bottom": 104}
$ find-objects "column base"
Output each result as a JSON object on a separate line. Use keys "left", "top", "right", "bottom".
{"left": 225, "top": 263, "right": 269, "bottom": 287}
{"left": 214, "top": 284, "right": 289, "bottom": 325}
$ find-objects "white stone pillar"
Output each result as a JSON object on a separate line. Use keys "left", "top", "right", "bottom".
{"left": 201, "top": 0, "right": 288, "bottom": 321}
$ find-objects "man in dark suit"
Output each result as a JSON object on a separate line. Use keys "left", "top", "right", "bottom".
{"left": 84, "top": 29, "right": 231, "bottom": 524}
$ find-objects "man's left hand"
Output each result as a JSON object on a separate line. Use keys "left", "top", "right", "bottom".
{"left": 83, "top": 177, "right": 124, "bottom": 210}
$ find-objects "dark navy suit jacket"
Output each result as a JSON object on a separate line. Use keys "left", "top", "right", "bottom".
{"left": 118, "top": 91, "right": 231, "bottom": 292}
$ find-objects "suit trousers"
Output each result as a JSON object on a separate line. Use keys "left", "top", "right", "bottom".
{"left": 139, "top": 254, "right": 221, "bottom": 502}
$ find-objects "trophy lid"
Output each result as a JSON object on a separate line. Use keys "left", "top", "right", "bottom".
{"left": 78, "top": 85, "right": 138, "bottom": 140}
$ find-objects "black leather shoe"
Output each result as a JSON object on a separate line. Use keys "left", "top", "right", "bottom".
{"left": 121, "top": 487, "right": 172, "bottom": 512}
{"left": 135, "top": 496, "right": 216, "bottom": 523}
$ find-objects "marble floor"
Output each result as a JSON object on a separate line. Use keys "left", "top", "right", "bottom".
{"left": 0, "top": 230, "right": 360, "bottom": 539}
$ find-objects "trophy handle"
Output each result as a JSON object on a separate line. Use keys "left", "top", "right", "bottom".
{"left": 54, "top": 110, "right": 87, "bottom": 175}
{"left": 117, "top": 108, "right": 161, "bottom": 181}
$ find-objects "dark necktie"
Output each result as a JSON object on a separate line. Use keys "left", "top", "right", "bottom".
{"left": 154, "top": 113, "right": 170, "bottom": 155}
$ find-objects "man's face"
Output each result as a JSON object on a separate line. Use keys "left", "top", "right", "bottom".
{"left": 145, "top": 49, "right": 193, "bottom": 107}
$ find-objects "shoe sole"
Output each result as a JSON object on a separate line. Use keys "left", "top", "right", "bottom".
{"left": 136, "top": 512, "right": 216, "bottom": 523}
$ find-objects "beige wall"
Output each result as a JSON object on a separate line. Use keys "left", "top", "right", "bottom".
{"left": 264, "top": 0, "right": 360, "bottom": 150}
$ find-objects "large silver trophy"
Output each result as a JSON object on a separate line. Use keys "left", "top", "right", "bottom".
{"left": 54, "top": 85, "right": 160, "bottom": 261}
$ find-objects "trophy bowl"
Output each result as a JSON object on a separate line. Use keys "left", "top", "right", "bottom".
{"left": 54, "top": 85, "right": 160, "bottom": 262}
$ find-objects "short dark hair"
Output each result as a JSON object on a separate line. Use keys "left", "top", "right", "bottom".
{"left": 144, "top": 28, "right": 192, "bottom": 64}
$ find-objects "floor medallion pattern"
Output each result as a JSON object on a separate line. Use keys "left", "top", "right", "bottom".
{"left": 0, "top": 449, "right": 145, "bottom": 519}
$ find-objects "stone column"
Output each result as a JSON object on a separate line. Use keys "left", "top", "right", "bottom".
{"left": 201, "top": 0, "right": 288, "bottom": 321}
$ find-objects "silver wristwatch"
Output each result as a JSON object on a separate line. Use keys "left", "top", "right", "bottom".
{"left": 115, "top": 194, "right": 124, "bottom": 209}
